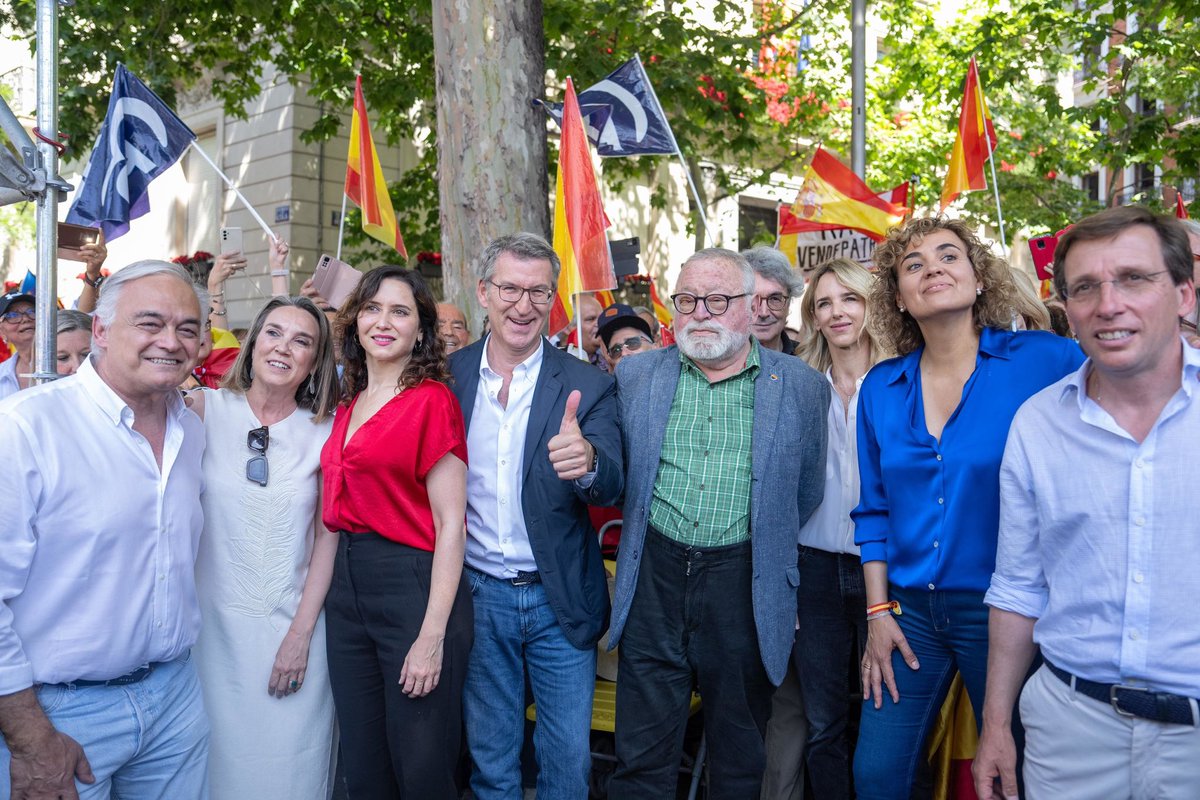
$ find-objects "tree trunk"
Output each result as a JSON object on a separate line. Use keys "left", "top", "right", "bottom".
{"left": 432, "top": 0, "right": 550, "bottom": 336}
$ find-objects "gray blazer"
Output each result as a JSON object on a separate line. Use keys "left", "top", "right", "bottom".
{"left": 608, "top": 344, "right": 829, "bottom": 685}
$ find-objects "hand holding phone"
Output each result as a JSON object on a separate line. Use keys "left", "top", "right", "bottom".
{"left": 220, "top": 227, "right": 244, "bottom": 257}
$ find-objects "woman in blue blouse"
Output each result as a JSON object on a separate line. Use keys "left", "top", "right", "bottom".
{"left": 851, "top": 217, "right": 1083, "bottom": 799}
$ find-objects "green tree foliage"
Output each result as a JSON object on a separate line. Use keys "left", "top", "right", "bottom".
{"left": 3, "top": 0, "right": 1198, "bottom": 251}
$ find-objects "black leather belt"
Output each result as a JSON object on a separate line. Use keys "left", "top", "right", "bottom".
{"left": 51, "top": 662, "right": 159, "bottom": 689}
{"left": 1046, "top": 660, "right": 1198, "bottom": 726}
{"left": 508, "top": 571, "right": 540, "bottom": 586}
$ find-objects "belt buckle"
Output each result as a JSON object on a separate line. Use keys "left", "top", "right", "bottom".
{"left": 512, "top": 571, "right": 537, "bottom": 586}
{"left": 1110, "top": 683, "right": 1150, "bottom": 717}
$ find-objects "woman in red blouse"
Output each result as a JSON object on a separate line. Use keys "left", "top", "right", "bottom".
{"left": 321, "top": 265, "right": 472, "bottom": 798}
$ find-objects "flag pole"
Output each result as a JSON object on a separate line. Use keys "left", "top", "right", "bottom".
{"left": 336, "top": 193, "right": 348, "bottom": 260}
{"left": 975, "top": 59, "right": 1008, "bottom": 258}
{"left": 633, "top": 53, "right": 715, "bottom": 247}
{"left": 188, "top": 141, "right": 278, "bottom": 243}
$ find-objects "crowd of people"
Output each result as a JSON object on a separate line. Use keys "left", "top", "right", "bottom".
{"left": 0, "top": 204, "right": 1197, "bottom": 800}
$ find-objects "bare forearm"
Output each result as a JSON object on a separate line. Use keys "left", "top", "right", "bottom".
{"left": 0, "top": 687, "right": 54, "bottom": 751}
{"left": 288, "top": 522, "right": 338, "bottom": 639}
{"left": 981, "top": 608, "right": 1038, "bottom": 729}
{"left": 421, "top": 523, "right": 465, "bottom": 638}
{"left": 863, "top": 560, "right": 890, "bottom": 606}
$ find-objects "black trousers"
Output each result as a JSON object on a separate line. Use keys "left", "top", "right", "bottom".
{"left": 611, "top": 528, "right": 774, "bottom": 800}
{"left": 325, "top": 532, "right": 473, "bottom": 800}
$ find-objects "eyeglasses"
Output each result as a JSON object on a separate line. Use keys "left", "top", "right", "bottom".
{"left": 488, "top": 281, "right": 554, "bottom": 305}
{"left": 1, "top": 309, "right": 35, "bottom": 323}
{"left": 246, "top": 425, "right": 269, "bottom": 487}
{"left": 756, "top": 293, "right": 790, "bottom": 313}
{"left": 1063, "top": 270, "right": 1169, "bottom": 302}
{"left": 607, "top": 335, "right": 652, "bottom": 359}
{"left": 670, "top": 293, "right": 748, "bottom": 316}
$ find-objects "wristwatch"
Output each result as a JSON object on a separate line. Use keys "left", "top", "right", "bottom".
{"left": 589, "top": 446, "right": 599, "bottom": 473}
{"left": 82, "top": 272, "right": 105, "bottom": 290}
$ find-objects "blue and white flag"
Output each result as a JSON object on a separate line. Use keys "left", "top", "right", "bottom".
{"left": 65, "top": 64, "right": 195, "bottom": 241}
{"left": 541, "top": 57, "right": 677, "bottom": 157}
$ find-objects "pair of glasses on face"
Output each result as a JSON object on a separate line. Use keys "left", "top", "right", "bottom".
{"left": 488, "top": 281, "right": 553, "bottom": 305}
{"left": 608, "top": 335, "right": 652, "bottom": 359}
{"left": 756, "top": 293, "right": 789, "bottom": 313}
{"left": 1, "top": 309, "right": 35, "bottom": 323}
{"left": 670, "top": 293, "right": 748, "bottom": 316}
{"left": 246, "top": 426, "right": 269, "bottom": 487}
{"left": 1062, "top": 270, "right": 1168, "bottom": 302}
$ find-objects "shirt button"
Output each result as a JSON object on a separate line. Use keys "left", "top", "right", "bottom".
{"left": 927, "top": 583, "right": 936, "bottom": 590}
{"left": 933, "top": 541, "right": 939, "bottom": 548}
{"left": 500, "top": 498, "right": 507, "bottom": 505}
{"left": 156, "top": 621, "right": 163, "bottom": 628}
{"left": 1133, "top": 571, "right": 1145, "bottom": 583}
{"left": 936, "top": 454, "right": 942, "bottom": 461}
{"left": 704, "top": 450, "right": 710, "bottom": 457}
{"left": 1134, "top": 517, "right": 1145, "bottom": 527}
{"left": 1129, "top": 629, "right": 1140, "bottom": 641}
{"left": 1135, "top": 459, "right": 1144, "bottom": 469}
{"left": 158, "top": 574, "right": 166, "bottom": 581}
{"left": 693, "top": 521, "right": 700, "bottom": 528}
{"left": 500, "top": 459, "right": 507, "bottom": 465}
{"left": 699, "top": 484, "right": 705, "bottom": 490}
{"left": 937, "top": 497, "right": 944, "bottom": 505}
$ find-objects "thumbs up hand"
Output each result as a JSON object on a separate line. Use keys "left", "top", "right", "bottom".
{"left": 548, "top": 389, "right": 595, "bottom": 481}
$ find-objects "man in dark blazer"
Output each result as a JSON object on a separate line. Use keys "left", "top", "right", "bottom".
{"left": 450, "top": 233, "right": 623, "bottom": 800}
{"left": 608, "top": 248, "right": 829, "bottom": 799}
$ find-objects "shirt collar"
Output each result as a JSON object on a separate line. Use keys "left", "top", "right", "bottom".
{"left": 678, "top": 336, "right": 761, "bottom": 379}
{"left": 77, "top": 355, "right": 186, "bottom": 427}
{"left": 1060, "top": 334, "right": 1200, "bottom": 407}
{"left": 480, "top": 334, "right": 544, "bottom": 381}
{"left": 885, "top": 326, "right": 1011, "bottom": 386}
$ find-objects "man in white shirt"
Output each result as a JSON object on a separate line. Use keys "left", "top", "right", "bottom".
{"left": 448, "top": 233, "right": 623, "bottom": 800}
{"left": 0, "top": 261, "right": 210, "bottom": 800}
{"left": 974, "top": 206, "right": 1200, "bottom": 800}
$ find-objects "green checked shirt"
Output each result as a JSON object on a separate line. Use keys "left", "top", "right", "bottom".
{"left": 649, "top": 340, "right": 760, "bottom": 547}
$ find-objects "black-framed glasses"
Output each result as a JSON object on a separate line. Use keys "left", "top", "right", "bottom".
{"left": 1, "top": 309, "right": 35, "bottom": 323}
{"left": 488, "top": 280, "right": 554, "bottom": 305}
{"left": 1063, "top": 270, "right": 1168, "bottom": 302}
{"left": 756, "top": 293, "right": 790, "bottom": 313}
{"left": 608, "top": 335, "right": 652, "bottom": 359}
{"left": 670, "top": 292, "right": 748, "bottom": 316}
{"left": 246, "top": 425, "right": 269, "bottom": 487}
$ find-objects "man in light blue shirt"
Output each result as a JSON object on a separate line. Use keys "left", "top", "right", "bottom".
{"left": 975, "top": 206, "right": 1200, "bottom": 800}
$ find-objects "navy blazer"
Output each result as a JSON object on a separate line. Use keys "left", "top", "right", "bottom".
{"left": 609, "top": 345, "right": 830, "bottom": 685}
{"left": 450, "top": 338, "right": 624, "bottom": 650}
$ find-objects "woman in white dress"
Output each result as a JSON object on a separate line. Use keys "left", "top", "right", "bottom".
{"left": 189, "top": 295, "right": 342, "bottom": 800}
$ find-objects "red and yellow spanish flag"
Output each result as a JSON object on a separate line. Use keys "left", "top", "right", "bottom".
{"left": 1176, "top": 192, "right": 1189, "bottom": 219}
{"left": 550, "top": 78, "right": 616, "bottom": 334}
{"left": 941, "top": 57, "right": 998, "bottom": 210}
{"left": 791, "top": 147, "right": 908, "bottom": 243}
{"left": 345, "top": 75, "right": 407, "bottom": 259}
{"left": 777, "top": 182, "right": 910, "bottom": 267}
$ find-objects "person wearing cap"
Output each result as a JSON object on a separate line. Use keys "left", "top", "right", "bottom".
{"left": 0, "top": 292, "right": 36, "bottom": 400}
{"left": 599, "top": 303, "right": 658, "bottom": 372}
{"left": 742, "top": 246, "right": 804, "bottom": 355}
{"left": 0, "top": 261, "right": 211, "bottom": 799}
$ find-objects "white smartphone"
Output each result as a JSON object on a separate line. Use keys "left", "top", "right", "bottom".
{"left": 219, "top": 227, "right": 243, "bottom": 256}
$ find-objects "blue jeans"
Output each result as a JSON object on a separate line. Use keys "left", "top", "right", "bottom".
{"left": 852, "top": 586, "right": 988, "bottom": 800}
{"left": 463, "top": 567, "right": 596, "bottom": 800}
{"left": 794, "top": 546, "right": 867, "bottom": 800}
{"left": 0, "top": 653, "right": 210, "bottom": 800}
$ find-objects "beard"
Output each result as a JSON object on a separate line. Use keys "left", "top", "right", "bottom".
{"left": 676, "top": 319, "right": 745, "bottom": 364}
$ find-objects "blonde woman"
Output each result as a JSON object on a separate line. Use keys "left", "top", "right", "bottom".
{"left": 790, "top": 258, "right": 885, "bottom": 799}
{"left": 851, "top": 217, "right": 1084, "bottom": 800}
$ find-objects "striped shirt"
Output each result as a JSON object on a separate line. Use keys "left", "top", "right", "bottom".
{"left": 649, "top": 341, "right": 759, "bottom": 547}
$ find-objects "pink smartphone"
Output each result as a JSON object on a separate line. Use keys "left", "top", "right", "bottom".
{"left": 311, "top": 254, "right": 362, "bottom": 308}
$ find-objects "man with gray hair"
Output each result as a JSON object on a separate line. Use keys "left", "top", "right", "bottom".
{"left": 743, "top": 245, "right": 804, "bottom": 354}
{"left": 0, "top": 261, "right": 210, "bottom": 799}
{"left": 449, "top": 232, "right": 624, "bottom": 799}
{"left": 608, "top": 247, "right": 829, "bottom": 797}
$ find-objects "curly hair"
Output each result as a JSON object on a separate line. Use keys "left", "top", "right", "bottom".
{"left": 335, "top": 265, "right": 450, "bottom": 402}
{"left": 869, "top": 216, "right": 1032, "bottom": 355}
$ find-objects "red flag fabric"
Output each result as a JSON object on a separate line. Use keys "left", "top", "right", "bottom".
{"left": 941, "top": 57, "right": 998, "bottom": 209}
{"left": 1177, "top": 192, "right": 1189, "bottom": 219}
{"left": 345, "top": 75, "right": 407, "bottom": 258}
{"left": 550, "top": 78, "right": 616, "bottom": 334}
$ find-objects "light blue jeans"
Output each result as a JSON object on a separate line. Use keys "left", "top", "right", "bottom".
{"left": 463, "top": 567, "right": 597, "bottom": 800}
{"left": 0, "top": 653, "right": 210, "bottom": 800}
